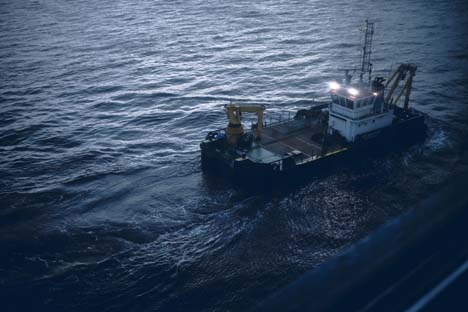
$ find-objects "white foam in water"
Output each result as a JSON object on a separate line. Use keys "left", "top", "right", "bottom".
{"left": 427, "top": 129, "right": 450, "bottom": 152}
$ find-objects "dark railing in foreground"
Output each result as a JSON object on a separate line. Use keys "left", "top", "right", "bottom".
{"left": 254, "top": 172, "right": 468, "bottom": 312}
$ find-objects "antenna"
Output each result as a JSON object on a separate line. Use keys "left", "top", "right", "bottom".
{"left": 359, "top": 20, "right": 374, "bottom": 83}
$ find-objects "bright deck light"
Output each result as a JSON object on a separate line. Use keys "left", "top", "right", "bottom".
{"left": 347, "top": 88, "right": 359, "bottom": 96}
{"left": 328, "top": 81, "right": 341, "bottom": 90}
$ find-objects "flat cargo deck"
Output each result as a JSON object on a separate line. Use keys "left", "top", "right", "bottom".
{"left": 245, "top": 119, "right": 345, "bottom": 164}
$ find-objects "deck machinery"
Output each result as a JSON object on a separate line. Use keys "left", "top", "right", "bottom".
{"left": 200, "top": 21, "right": 426, "bottom": 185}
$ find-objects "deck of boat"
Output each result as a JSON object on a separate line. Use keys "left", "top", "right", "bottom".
{"left": 246, "top": 119, "right": 331, "bottom": 163}
{"left": 262, "top": 120, "right": 324, "bottom": 157}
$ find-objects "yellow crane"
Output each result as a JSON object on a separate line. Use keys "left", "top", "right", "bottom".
{"left": 225, "top": 104, "right": 265, "bottom": 145}
{"left": 385, "top": 63, "right": 417, "bottom": 110}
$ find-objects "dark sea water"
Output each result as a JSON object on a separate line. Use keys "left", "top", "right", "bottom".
{"left": 1, "top": 0, "right": 468, "bottom": 311}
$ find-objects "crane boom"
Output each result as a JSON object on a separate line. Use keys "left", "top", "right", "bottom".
{"left": 385, "top": 64, "right": 417, "bottom": 110}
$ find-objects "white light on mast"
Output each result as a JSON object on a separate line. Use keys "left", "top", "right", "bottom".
{"left": 329, "top": 81, "right": 341, "bottom": 91}
{"left": 347, "top": 88, "right": 359, "bottom": 96}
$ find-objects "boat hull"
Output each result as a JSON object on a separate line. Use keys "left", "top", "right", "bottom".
{"left": 201, "top": 109, "right": 426, "bottom": 188}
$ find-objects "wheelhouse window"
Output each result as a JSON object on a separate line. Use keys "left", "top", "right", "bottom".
{"left": 339, "top": 96, "right": 345, "bottom": 106}
{"left": 332, "top": 94, "right": 357, "bottom": 109}
{"left": 331, "top": 94, "right": 339, "bottom": 104}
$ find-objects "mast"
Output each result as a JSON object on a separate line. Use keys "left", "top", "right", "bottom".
{"left": 359, "top": 20, "right": 374, "bottom": 83}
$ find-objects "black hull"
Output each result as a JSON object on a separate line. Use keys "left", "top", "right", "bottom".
{"left": 201, "top": 111, "right": 426, "bottom": 188}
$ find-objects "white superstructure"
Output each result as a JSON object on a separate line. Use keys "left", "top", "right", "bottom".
{"left": 327, "top": 20, "right": 395, "bottom": 143}
{"left": 327, "top": 81, "right": 393, "bottom": 142}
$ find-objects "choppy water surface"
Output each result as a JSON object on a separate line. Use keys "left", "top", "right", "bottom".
{"left": 1, "top": 0, "right": 468, "bottom": 311}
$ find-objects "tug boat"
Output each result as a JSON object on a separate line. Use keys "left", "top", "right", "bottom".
{"left": 200, "top": 21, "right": 426, "bottom": 186}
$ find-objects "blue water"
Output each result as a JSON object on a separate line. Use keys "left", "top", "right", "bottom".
{"left": 1, "top": 0, "right": 467, "bottom": 311}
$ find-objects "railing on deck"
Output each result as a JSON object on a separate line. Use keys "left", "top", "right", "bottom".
{"left": 248, "top": 111, "right": 296, "bottom": 131}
